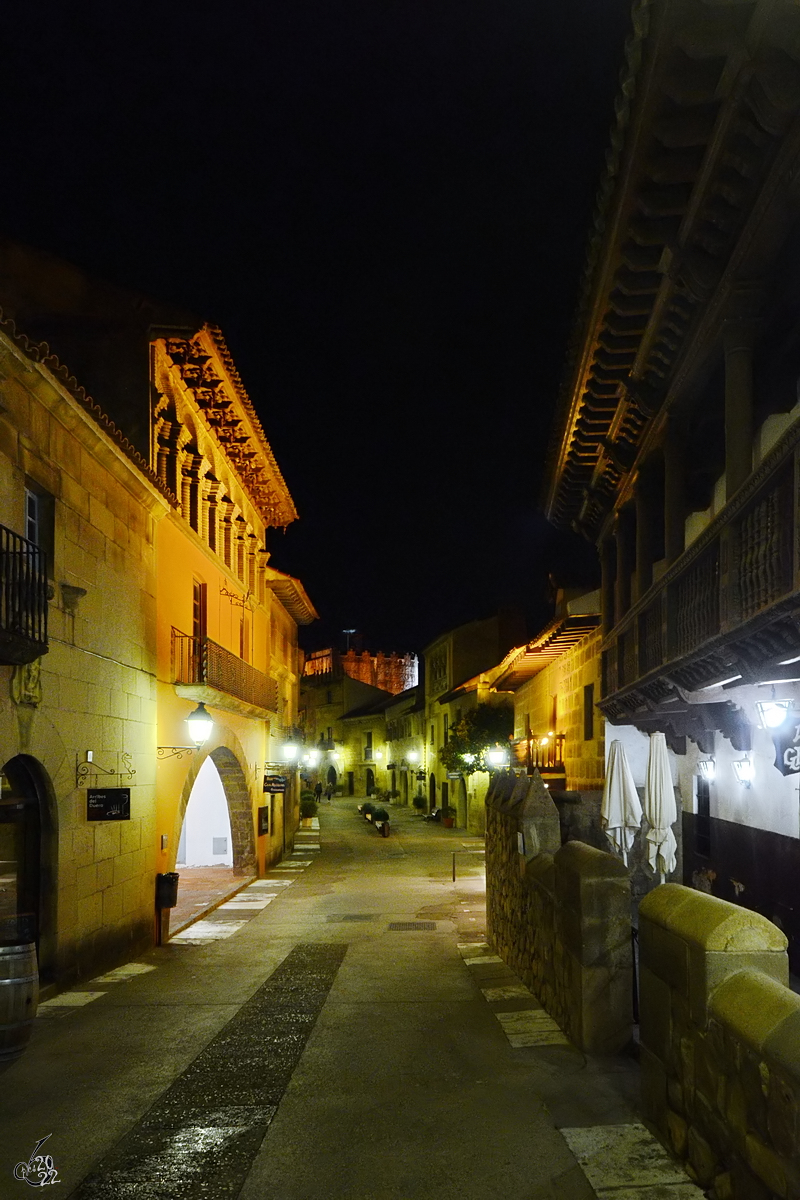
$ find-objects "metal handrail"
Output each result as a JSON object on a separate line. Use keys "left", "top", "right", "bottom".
{"left": 172, "top": 629, "right": 277, "bottom": 711}
{"left": 0, "top": 523, "right": 48, "bottom": 658}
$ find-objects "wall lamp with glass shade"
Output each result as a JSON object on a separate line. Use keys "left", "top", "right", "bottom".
{"left": 698, "top": 758, "right": 716, "bottom": 782}
{"left": 407, "top": 750, "right": 420, "bottom": 763}
{"left": 756, "top": 698, "right": 793, "bottom": 729}
{"left": 732, "top": 757, "right": 754, "bottom": 787}
{"left": 282, "top": 742, "right": 299, "bottom": 762}
{"left": 486, "top": 747, "right": 509, "bottom": 768}
{"left": 157, "top": 701, "right": 214, "bottom": 760}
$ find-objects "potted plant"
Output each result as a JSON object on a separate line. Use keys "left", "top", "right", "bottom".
{"left": 300, "top": 796, "right": 318, "bottom": 827}
{"left": 412, "top": 795, "right": 427, "bottom": 815}
{"left": 441, "top": 805, "right": 456, "bottom": 829}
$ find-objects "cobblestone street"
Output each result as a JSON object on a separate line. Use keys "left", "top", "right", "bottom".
{"left": 1, "top": 802, "right": 692, "bottom": 1200}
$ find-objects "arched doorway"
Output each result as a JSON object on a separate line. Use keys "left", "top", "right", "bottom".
{"left": 0, "top": 755, "right": 55, "bottom": 978}
{"left": 457, "top": 777, "right": 468, "bottom": 828}
{"left": 429, "top": 773, "right": 436, "bottom": 810}
{"left": 177, "top": 757, "right": 233, "bottom": 867}
{"left": 365, "top": 768, "right": 375, "bottom": 796}
{"left": 326, "top": 765, "right": 337, "bottom": 787}
{"left": 174, "top": 744, "right": 256, "bottom": 877}
{"left": 402, "top": 771, "right": 409, "bottom": 804}
{"left": 441, "top": 781, "right": 449, "bottom": 813}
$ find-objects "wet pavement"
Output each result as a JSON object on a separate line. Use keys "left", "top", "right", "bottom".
{"left": 0, "top": 801, "right": 700, "bottom": 1199}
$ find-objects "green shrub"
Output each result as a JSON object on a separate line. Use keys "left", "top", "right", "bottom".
{"left": 412, "top": 796, "right": 427, "bottom": 811}
{"left": 300, "top": 797, "right": 318, "bottom": 818}
{"left": 300, "top": 789, "right": 316, "bottom": 802}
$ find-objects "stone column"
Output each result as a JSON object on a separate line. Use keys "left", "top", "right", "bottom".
{"left": 614, "top": 507, "right": 635, "bottom": 623}
{"left": 724, "top": 319, "right": 756, "bottom": 500}
{"left": 663, "top": 422, "right": 685, "bottom": 566}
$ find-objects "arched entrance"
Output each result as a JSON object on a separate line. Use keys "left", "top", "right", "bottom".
{"left": 177, "top": 757, "right": 233, "bottom": 867}
{"left": 365, "top": 768, "right": 375, "bottom": 796}
{"left": 457, "top": 777, "right": 468, "bottom": 828}
{"left": 401, "top": 771, "right": 409, "bottom": 804}
{"left": 429, "top": 773, "right": 436, "bottom": 810}
{"left": 326, "top": 765, "right": 337, "bottom": 787}
{"left": 0, "top": 755, "right": 55, "bottom": 978}
{"left": 174, "top": 744, "right": 255, "bottom": 877}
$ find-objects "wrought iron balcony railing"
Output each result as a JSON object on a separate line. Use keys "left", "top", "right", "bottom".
{"left": 601, "top": 428, "right": 800, "bottom": 710}
{"left": 0, "top": 523, "right": 48, "bottom": 665}
{"left": 172, "top": 629, "right": 277, "bottom": 712}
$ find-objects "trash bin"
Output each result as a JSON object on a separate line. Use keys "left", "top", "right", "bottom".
{"left": 155, "top": 872, "right": 180, "bottom": 909}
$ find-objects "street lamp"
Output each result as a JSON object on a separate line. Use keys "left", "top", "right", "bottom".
{"left": 282, "top": 742, "right": 299, "bottom": 762}
{"left": 186, "top": 702, "right": 213, "bottom": 746}
{"left": 486, "top": 746, "right": 509, "bottom": 769}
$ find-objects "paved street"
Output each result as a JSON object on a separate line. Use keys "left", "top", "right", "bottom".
{"left": 0, "top": 802, "right": 689, "bottom": 1200}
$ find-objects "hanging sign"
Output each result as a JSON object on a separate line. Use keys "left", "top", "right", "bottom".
{"left": 87, "top": 788, "right": 131, "bottom": 821}
{"left": 263, "top": 774, "right": 286, "bottom": 794}
{"left": 772, "top": 720, "right": 800, "bottom": 775}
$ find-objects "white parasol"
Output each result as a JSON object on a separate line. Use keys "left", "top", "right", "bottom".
{"left": 643, "top": 731, "right": 678, "bottom": 882}
{"left": 601, "top": 739, "right": 643, "bottom": 866}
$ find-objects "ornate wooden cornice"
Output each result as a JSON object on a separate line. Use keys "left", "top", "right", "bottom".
{"left": 161, "top": 327, "right": 297, "bottom": 530}
{"left": 544, "top": 0, "right": 800, "bottom": 539}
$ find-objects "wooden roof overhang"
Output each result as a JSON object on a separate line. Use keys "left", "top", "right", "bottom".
{"left": 161, "top": 326, "right": 298, "bottom": 530}
{"left": 543, "top": 0, "right": 800, "bottom": 542}
{"left": 265, "top": 569, "right": 319, "bottom": 626}
{"left": 493, "top": 615, "right": 601, "bottom": 692}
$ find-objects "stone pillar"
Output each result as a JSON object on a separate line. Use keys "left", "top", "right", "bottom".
{"left": 614, "top": 507, "right": 635, "bottom": 623}
{"left": 663, "top": 423, "right": 685, "bottom": 566}
{"left": 724, "top": 320, "right": 756, "bottom": 500}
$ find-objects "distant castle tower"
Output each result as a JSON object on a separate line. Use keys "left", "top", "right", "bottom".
{"left": 303, "top": 647, "right": 418, "bottom": 695}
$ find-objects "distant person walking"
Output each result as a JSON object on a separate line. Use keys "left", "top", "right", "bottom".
{"left": 314, "top": 781, "right": 323, "bottom": 804}
{"left": 324, "top": 783, "right": 334, "bottom": 804}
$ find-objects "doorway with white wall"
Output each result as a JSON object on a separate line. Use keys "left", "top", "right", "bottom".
{"left": 177, "top": 756, "right": 233, "bottom": 867}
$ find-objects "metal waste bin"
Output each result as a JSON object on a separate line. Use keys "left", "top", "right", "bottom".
{"left": 155, "top": 872, "right": 180, "bottom": 909}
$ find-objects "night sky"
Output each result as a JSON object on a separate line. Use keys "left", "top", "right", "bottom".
{"left": 0, "top": 2, "right": 632, "bottom": 654}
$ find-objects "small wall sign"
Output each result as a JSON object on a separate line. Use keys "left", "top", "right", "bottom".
{"left": 87, "top": 788, "right": 131, "bottom": 821}
{"left": 263, "top": 774, "right": 287, "bottom": 794}
{"left": 257, "top": 805, "right": 270, "bottom": 836}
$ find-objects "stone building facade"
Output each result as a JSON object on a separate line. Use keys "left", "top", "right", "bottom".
{"left": 0, "top": 244, "right": 315, "bottom": 989}
{"left": 543, "top": 0, "right": 800, "bottom": 968}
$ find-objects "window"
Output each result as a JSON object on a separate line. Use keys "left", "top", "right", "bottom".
{"left": 364, "top": 731, "right": 373, "bottom": 761}
{"left": 550, "top": 694, "right": 558, "bottom": 731}
{"left": 583, "top": 684, "right": 594, "bottom": 742}
{"left": 430, "top": 723, "right": 434, "bottom": 746}
{"left": 24, "top": 483, "right": 55, "bottom": 576}
{"left": 443, "top": 714, "right": 449, "bottom": 745}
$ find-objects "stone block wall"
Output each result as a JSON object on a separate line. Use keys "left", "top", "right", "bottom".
{"left": 486, "top": 770, "right": 632, "bottom": 1054}
{"left": 639, "top": 883, "right": 798, "bottom": 1198}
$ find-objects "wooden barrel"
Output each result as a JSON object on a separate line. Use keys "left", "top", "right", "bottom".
{"left": 0, "top": 943, "right": 39, "bottom": 1067}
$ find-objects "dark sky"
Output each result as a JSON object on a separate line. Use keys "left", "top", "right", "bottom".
{"left": 0, "top": 1, "right": 631, "bottom": 654}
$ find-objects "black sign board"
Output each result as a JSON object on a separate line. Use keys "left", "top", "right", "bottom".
{"left": 772, "top": 720, "right": 800, "bottom": 775}
{"left": 263, "top": 774, "right": 286, "bottom": 794}
{"left": 257, "top": 805, "right": 270, "bottom": 836}
{"left": 87, "top": 788, "right": 131, "bottom": 822}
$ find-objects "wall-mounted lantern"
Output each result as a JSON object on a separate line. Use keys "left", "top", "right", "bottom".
{"left": 698, "top": 758, "right": 716, "bottom": 782}
{"left": 186, "top": 702, "right": 213, "bottom": 746}
{"left": 732, "top": 757, "right": 753, "bottom": 787}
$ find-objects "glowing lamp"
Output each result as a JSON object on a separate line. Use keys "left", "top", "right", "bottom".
{"left": 407, "top": 750, "right": 420, "bottom": 763}
{"left": 756, "top": 700, "right": 792, "bottom": 729}
{"left": 486, "top": 747, "right": 508, "bottom": 768}
{"left": 698, "top": 759, "right": 715, "bottom": 782}
{"left": 732, "top": 757, "right": 753, "bottom": 787}
{"left": 282, "top": 742, "right": 299, "bottom": 762}
{"left": 186, "top": 702, "right": 213, "bottom": 746}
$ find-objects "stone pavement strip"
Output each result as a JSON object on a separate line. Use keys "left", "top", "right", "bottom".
{"left": 1, "top": 803, "right": 704, "bottom": 1200}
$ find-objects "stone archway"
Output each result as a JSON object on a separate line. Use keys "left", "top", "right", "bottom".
{"left": 326, "top": 765, "right": 337, "bottom": 787}
{"left": 0, "top": 754, "right": 57, "bottom": 980}
{"left": 173, "top": 736, "right": 256, "bottom": 876}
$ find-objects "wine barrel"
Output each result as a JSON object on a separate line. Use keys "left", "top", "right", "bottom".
{"left": 0, "top": 943, "right": 39, "bottom": 1067}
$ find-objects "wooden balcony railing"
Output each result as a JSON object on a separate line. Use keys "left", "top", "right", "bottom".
{"left": 602, "top": 438, "right": 799, "bottom": 704}
{"left": 172, "top": 629, "right": 277, "bottom": 712}
{"left": 0, "top": 523, "right": 48, "bottom": 665}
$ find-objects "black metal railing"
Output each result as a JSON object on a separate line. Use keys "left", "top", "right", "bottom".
{"left": 0, "top": 524, "right": 48, "bottom": 665}
{"left": 172, "top": 629, "right": 277, "bottom": 711}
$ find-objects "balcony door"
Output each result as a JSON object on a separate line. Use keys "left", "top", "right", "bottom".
{"left": 192, "top": 580, "right": 207, "bottom": 680}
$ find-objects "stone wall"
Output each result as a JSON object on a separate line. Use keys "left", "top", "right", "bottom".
{"left": 639, "top": 883, "right": 798, "bottom": 1199}
{"left": 486, "top": 770, "right": 632, "bottom": 1053}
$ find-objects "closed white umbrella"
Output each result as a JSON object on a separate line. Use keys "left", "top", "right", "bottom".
{"left": 643, "top": 731, "right": 678, "bottom": 882}
{"left": 601, "top": 739, "right": 643, "bottom": 865}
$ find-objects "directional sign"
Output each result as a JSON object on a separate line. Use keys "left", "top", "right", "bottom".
{"left": 263, "top": 774, "right": 287, "bottom": 794}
